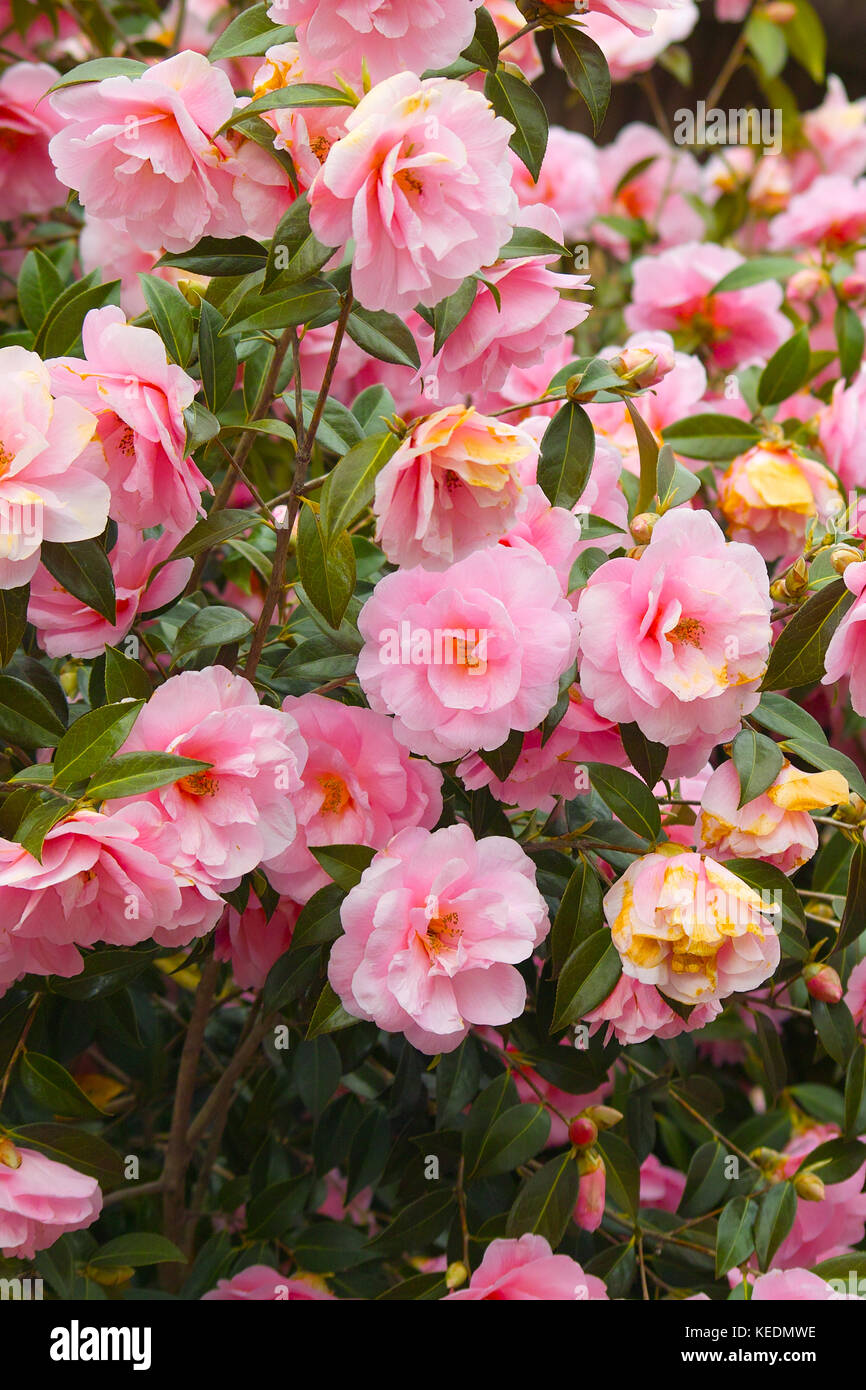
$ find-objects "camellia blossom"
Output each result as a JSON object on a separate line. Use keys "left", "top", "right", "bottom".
{"left": 584, "top": 973, "right": 720, "bottom": 1046}
{"left": 603, "top": 847, "right": 782, "bottom": 1006}
{"left": 769, "top": 1124, "right": 866, "bottom": 1269}
{"left": 328, "top": 823, "right": 550, "bottom": 1053}
{"left": 202, "top": 1265, "right": 334, "bottom": 1300}
{"left": 115, "top": 666, "right": 307, "bottom": 888}
{"left": 750, "top": 1268, "right": 852, "bottom": 1301}
{"left": 48, "top": 306, "right": 208, "bottom": 536}
{"left": 818, "top": 367, "right": 866, "bottom": 492}
{"left": 576, "top": 509, "right": 772, "bottom": 775}
{"left": 768, "top": 174, "right": 866, "bottom": 251}
{"left": 0, "top": 62, "right": 67, "bottom": 218}
{"left": 509, "top": 127, "right": 600, "bottom": 242}
{"left": 214, "top": 893, "right": 299, "bottom": 991}
{"left": 0, "top": 347, "right": 108, "bottom": 589}
{"left": 262, "top": 693, "right": 443, "bottom": 903}
{"left": 592, "top": 123, "right": 702, "bottom": 259}
{"left": 265, "top": 0, "right": 484, "bottom": 82}
{"left": 822, "top": 559, "right": 866, "bottom": 716}
{"left": 357, "top": 544, "right": 579, "bottom": 761}
{"left": 845, "top": 958, "right": 866, "bottom": 1037}
{"left": 0, "top": 1148, "right": 102, "bottom": 1259}
{"left": 373, "top": 406, "right": 535, "bottom": 569}
{"left": 250, "top": 43, "right": 353, "bottom": 194}
{"left": 640, "top": 1153, "right": 686, "bottom": 1211}
{"left": 444, "top": 1234, "right": 608, "bottom": 1299}
{"left": 308, "top": 72, "right": 517, "bottom": 314}
{"left": 580, "top": 5, "right": 699, "bottom": 82}
{"left": 801, "top": 75, "right": 866, "bottom": 182}
{"left": 717, "top": 441, "right": 844, "bottom": 560}
{"left": 699, "top": 760, "right": 849, "bottom": 874}
{"left": 625, "top": 241, "right": 790, "bottom": 370}
{"left": 588, "top": 0, "right": 690, "bottom": 37}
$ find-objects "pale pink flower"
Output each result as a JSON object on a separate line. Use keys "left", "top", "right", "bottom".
{"left": 28, "top": 524, "right": 192, "bottom": 660}
{"left": 603, "top": 847, "right": 781, "bottom": 1006}
{"left": 78, "top": 215, "right": 207, "bottom": 318}
{"left": 214, "top": 893, "right": 299, "bottom": 990}
{"left": 640, "top": 1153, "right": 685, "bottom": 1211}
{"left": 578, "top": 5, "right": 698, "bottom": 79}
{"left": 373, "top": 407, "right": 534, "bottom": 569}
{"left": 818, "top": 367, "right": 866, "bottom": 491}
{"left": 115, "top": 666, "right": 307, "bottom": 888}
{"left": 769, "top": 175, "right": 866, "bottom": 250}
{"left": 715, "top": 0, "right": 750, "bottom": 18}
{"left": 48, "top": 51, "right": 257, "bottom": 253}
{"left": 445, "top": 1234, "right": 608, "bottom": 1299}
{"left": 822, "top": 560, "right": 866, "bottom": 717}
{"left": 475, "top": 338, "right": 577, "bottom": 421}
{"left": 771, "top": 1125, "right": 866, "bottom": 1270}
{"left": 266, "top": 0, "right": 484, "bottom": 82}
{"left": 0, "top": 62, "right": 67, "bottom": 218}
{"left": 250, "top": 43, "right": 353, "bottom": 194}
{"left": 457, "top": 684, "right": 626, "bottom": 813}
{"left": 801, "top": 76, "right": 866, "bottom": 182}
{"left": 625, "top": 241, "right": 790, "bottom": 370}
{"left": 845, "top": 958, "right": 866, "bottom": 1037}
{"left": 575, "top": 1155, "right": 606, "bottom": 1232}
{"left": 357, "top": 545, "right": 579, "bottom": 761}
{"left": 587, "top": 331, "right": 706, "bottom": 474}
{"left": 584, "top": 974, "right": 721, "bottom": 1046}
{"left": 420, "top": 207, "right": 590, "bottom": 401}
{"left": 593, "top": 122, "right": 702, "bottom": 258}
{"left": 494, "top": 485, "right": 583, "bottom": 591}
{"left": 203, "top": 1265, "right": 334, "bottom": 1300}
{"left": 588, "top": 0, "right": 691, "bottom": 37}
{"left": 485, "top": 2, "right": 543, "bottom": 81}
{"left": 48, "top": 306, "right": 208, "bottom": 536}
{"left": 308, "top": 72, "right": 517, "bottom": 314}
{"left": 750, "top": 1268, "right": 852, "bottom": 1301}
{"left": 262, "top": 693, "right": 442, "bottom": 903}
{"left": 0, "top": 346, "right": 107, "bottom": 589}
{"left": 576, "top": 509, "right": 772, "bottom": 775}
{"left": 509, "top": 127, "right": 600, "bottom": 241}
{"left": 0, "top": 1148, "right": 102, "bottom": 1259}
{"left": 699, "top": 761, "right": 849, "bottom": 874}
{"left": 717, "top": 441, "right": 844, "bottom": 561}
{"left": 328, "top": 823, "right": 549, "bottom": 1053}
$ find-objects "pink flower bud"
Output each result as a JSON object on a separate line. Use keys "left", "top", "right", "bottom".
{"left": 839, "top": 273, "right": 866, "bottom": 305}
{"left": 805, "top": 963, "right": 843, "bottom": 1004}
{"left": 787, "top": 267, "right": 830, "bottom": 303}
{"left": 575, "top": 1152, "right": 606, "bottom": 1232}
{"left": 568, "top": 1116, "right": 599, "bottom": 1148}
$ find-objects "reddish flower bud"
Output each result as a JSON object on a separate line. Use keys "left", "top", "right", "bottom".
{"left": 568, "top": 1116, "right": 598, "bottom": 1148}
{"left": 804, "top": 963, "right": 843, "bottom": 1004}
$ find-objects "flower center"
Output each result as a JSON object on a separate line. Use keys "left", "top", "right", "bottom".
{"left": 422, "top": 895, "right": 462, "bottom": 958}
{"left": 317, "top": 772, "right": 351, "bottom": 815}
{"left": 395, "top": 167, "right": 423, "bottom": 198}
{"left": 0, "top": 441, "right": 14, "bottom": 478}
{"left": 117, "top": 426, "right": 136, "bottom": 458}
{"left": 178, "top": 771, "right": 220, "bottom": 797}
{"left": 668, "top": 616, "right": 705, "bottom": 648}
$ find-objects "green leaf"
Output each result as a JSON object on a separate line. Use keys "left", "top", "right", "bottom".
{"left": 762, "top": 579, "right": 855, "bottom": 691}
{"left": 139, "top": 274, "right": 193, "bottom": 366}
{"left": 294, "top": 1035, "right": 342, "bottom": 1118}
{"left": 709, "top": 256, "right": 805, "bottom": 296}
{"left": 53, "top": 701, "right": 144, "bottom": 789}
{"left": 173, "top": 606, "right": 253, "bottom": 661}
{"left": 715, "top": 1195, "right": 757, "bottom": 1277}
{"left": 300, "top": 391, "right": 366, "bottom": 455}
{"left": 731, "top": 728, "right": 784, "bottom": 807}
{"left": 836, "top": 844, "right": 866, "bottom": 956}
{"left": 537, "top": 401, "right": 595, "bottom": 509}
{"left": 297, "top": 503, "right": 356, "bottom": 629}
{"left": 751, "top": 692, "right": 827, "bottom": 743}
{"left": 679, "top": 1140, "right": 729, "bottom": 1217}
{"left": 755, "top": 1182, "right": 797, "bottom": 1270}
{"left": 553, "top": 25, "right": 610, "bottom": 134}
{"left": 812, "top": 999, "right": 856, "bottom": 1068}
{"left": 436, "top": 1037, "right": 481, "bottom": 1130}
{"left": 758, "top": 327, "right": 810, "bottom": 407}
{"left": 661, "top": 413, "right": 762, "bottom": 461}
{"left": 306, "top": 981, "right": 358, "bottom": 1039}
{"left": 0, "top": 587, "right": 29, "bottom": 668}
{"left": 208, "top": 3, "right": 294, "bottom": 60}
{"left": 346, "top": 306, "right": 421, "bottom": 369}
{"left": 835, "top": 303, "right": 865, "bottom": 384}
{"left": 753, "top": 1010, "right": 787, "bottom": 1097}
{"left": 225, "top": 279, "right": 340, "bottom": 334}
{"left": 724, "top": 857, "right": 805, "bottom": 933}
{"left": 552, "top": 930, "right": 623, "bottom": 1032}
{"left": 265, "top": 199, "right": 334, "bottom": 288}
{"left": 18, "top": 248, "right": 64, "bottom": 334}
{"left": 368, "top": 1189, "right": 457, "bottom": 1255}
{"left": 19, "top": 1052, "right": 105, "bottom": 1118}
{"left": 90, "top": 1235, "right": 186, "bottom": 1269}
{"left": 785, "top": 0, "right": 826, "bottom": 83}
{"left": 655, "top": 444, "right": 700, "bottom": 512}
{"left": 469, "top": 1104, "right": 550, "bottom": 1180}
{"left": 505, "top": 1151, "right": 580, "bottom": 1247}
{"left": 40, "top": 538, "right": 116, "bottom": 625}
{"left": 309, "top": 843, "right": 375, "bottom": 891}
{"left": 47, "top": 57, "right": 147, "bottom": 89}
{"left": 431, "top": 279, "right": 477, "bottom": 357}
{"left": 33, "top": 273, "right": 120, "bottom": 357}
{"left": 745, "top": 11, "right": 788, "bottom": 79}
{"left": 158, "top": 236, "right": 268, "bottom": 278}
{"left": 499, "top": 226, "right": 570, "bottom": 261}
{"left": 87, "top": 752, "right": 212, "bottom": 802}
{"left": 198, "top": 300, "right": 237, "bottom": 413}
{"left": 478, "top": 729, "right": 524, "bottom": 782}
{"left": 0, "top": 673, "right": 66, "bottom": 747}
{"left": 801, "top": 1136, "right": 866, "bottom": 1185}
{"left": 263, "top": 944, "right": 321, "bottom": 1014}
{"left": 597, "top": 1131, "right": 639, "bottom": 1219}
{"left": 844, "top": 1046, "right": 866, "bottom": 1138}
{"left": 625, "top": 396, "right": 660, "bottom": 513}
{"left": 104, "top": 645, "right": 152, "bottom": 702}
{"left": 49, "top": 949, "right": 156, "bottom": 1001}
{"left": 217, "top": 84, "right": 355, "bottom": 134}
{"left": 551, "top": 855, "right": 604, "bottom": 976}
{"left": 10, "top": 1123, "right": 123, "bottom": 1185}
{"left": 484, "top": 69, "right": 548, "bottom": 182}
{"left": 460, "top": 4, "right": 499, "bottom": 71}
{"left": 167, "top": 509, "right": 253, "bottom": 562}
{"left": 619, "top": 723, "right": 667, "bottom": 789}
{"left": 14, "top": 789, "right": 71, "bottom": 861}
{"left": 320, "top": 432, "right": 400, "bottom": 540}
{"left": 183, "top": 401, "right": 221, "bottom": 451}
{"left": 585, "top": 763, "right": 662, "bottom": 842}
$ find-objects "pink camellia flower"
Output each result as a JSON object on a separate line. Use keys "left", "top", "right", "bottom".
{"left": 214, "top": 893, "right": 299, "bottom": 991}
{"left": 587, "top": 332, "right": 706, "bottom": 475}
{"left": 266, "top": 0, "right": 483, "bottom": 82}
{"left": 845, "top": 958, "right": 866, "bottom": 1037}
{"left": 0, "top": 62, "right": 67, "bottom": 218}
{"left": 584, "top": 974, "right": 721, "bottom": 1046}
{"left": 625, "top": 241, "right": 790, "bottom": 370}
{"left": 308, "top": 72, "right": 517, "bottom": 314}
{"left": 578, "top": 6, "right": 699, "bottom": 82}
{"left": 716, "top": 0, "right": 750, "bottom": 18}
{"left": 115, "top": 666, "right": 307, "bottom": 888}
{"left": 457, "top": 684, "right": 626, "bottom": 813}
{"left": 770, "top": 1125, "right": 866, "bottom": 1270}
{"left": 576, "top": 509, "right": 772, "bottom": 776}
{"left": 592, "top": 123, "right": 702, "bottom": 259}
{"left": 357, "top": 545, "right": 579, "bottom": 762}
{"left": 604, "top": 847, "right": 781, "bottom": 1006}
{"left": 588, "top": 0, "right": 690, "bottom": 37}
{"left": 262, "top": 693, "right": 442, "bottom": 903}
{"left": 0, "top": 347, "right": 108, "bottom": 590}
{"left": 494, "top": 483, "right": 583, "bottom": 590}
{"left": 509, "top": 128, "right": 600, "bottom": 242}
{"left": 699, "top": 760, "right": 849, "bottom": 874}
{"left": 717, "top": 441, "right": 844, "bottom": 560}
{"left": 822, "top": 560, "right": 866, "bottom": 717}
{"left": 801, "top": 76, "right": 866, "bottom": 182}
{"left": 485, "top": 2, "right": 544, "bottom": 81}
{"left": 818, "top": 368, "right": 866, "bottom": 491}
{"left": 419, "top": 207, "right": 591, "bottom": 402}
{"left": 373, "top": 406, "right": 535, "bottom": 569}
{"left": 203, "top": 1265, "right": 334, "bottom": 1300}
{"left": 48, "top": 306, "right": 208, "bottom": 536}
{"left": 48, "top": 51, "right": 274, "bottom": 253}
{"left": 575, "top": 1152, "right": 606, "bottom": 1232}
{"left": 28, "top": 524, "right": 192, "bottom": 659}
{"left": 250, "top": 43, "right": 353, "bottom": 195}
{"left": 328, "top": 823, "right": 549, "bottom": 1054}
{"left": 769, "top": 175, "right": 866, "bottom": 251}
{"left": 750, "top": 1268, "right": 851, "bottom": 1301}
{"left": 78, "top": 215, "right": 208, "bottom": 318}
{"left": 0, "top": 1148, "right": 102, "bottom": 1259}
{"left": 640, "top": 1153, "right": 686, "bottom": 1211}
{"left": 445, "top": 1234, "right": 608, "bottom": 1300}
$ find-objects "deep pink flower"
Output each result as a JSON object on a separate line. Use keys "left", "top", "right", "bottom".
{"left": 445, "top": 1234, "right": 608, "bottom": 1299}
{"left": 202, "top": 1265, "right": 334, "bottom": 1300}
{"left": 818, "top": 367, "right": 866, "bottom": 491}
{"left": 845, "top": 958, "right": 866, "bottom": 1037}
{"left": 0, "top": 62, "right": 67, "bottom": 218}
{"left": 822, "top": 560, "right": 866, "bottom": 716}
{"left": 328, "top": 824, "right": 549, "bottom": 1053}
{"left": 575, "top": 1154, "right": 606, "bottom": 1232}
{"left": 214, "top": 894, "right": 299, "bottom": 991}
{"left": 640, "top": 1153, "right": 686, "bottom": 1211}
{"left": 262, "top": 693, "right": 442, "bottom": 903}
{"left": 585, "top": 974, "right": 721, "bottom": 1046}
{"left": 593, "top": 122, "right": 702, "bottom": 259}
{"left": 769, "top": 175, "right": 866, "bottom": 250}
{"left": 0, "top": 1148, "right": 102, "bottom": 1259}
{"left": 771, "top": 1125, "right": 866, "bottom": 1270}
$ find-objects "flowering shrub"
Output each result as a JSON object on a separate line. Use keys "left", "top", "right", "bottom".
{"left": 0, "top": 0, "right": 865, "bottom": 1310}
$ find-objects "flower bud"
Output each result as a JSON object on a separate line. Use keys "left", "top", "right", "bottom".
{"left": 839, "top": 273, "right": 866, "bottom": 305}
{"left": 583, "top": 1104, "right": 624, "bottom": 1131}
{"left": 787, "top": 267, "right": 830, "bottom": 303}
{"left": 610, "top": 345, "right": 674, "bottom": 390}
{"left": 760, "top": 1, "right": 797, "bottom": 19}
{"left": 629, "top": 512, "right": 660, "bottom": 546}
{"left": 0, "top": 1137, "right": 21, "bottom": 1169}
{"left": 752, "top": 1146, "right": 786, "bottom": 1177}
{"left": 794, "top": 1169, "right": 826, "bottom": 1202}
{"left": 804, "top": 962, "right": 843, "bottom": 1004}
{"left": 82, "top": 1264, "right": 136, "bottom": 1287}
{"left": 568, "top": 1116, "right": 598, "bottom": 1148}
{"left": 783, "top": 556, "right": 810, "bottom": 597}
{"left": 59, "top": 663, "right": 80, "bottom": 699}
{"left": 445, "top": 1261, "right": 468, "bottom": 1290}
{"left": 831, "top": 544, "right": 864, "bottom": 574}
{"left": 575, "top": 1150, "right": 605, "bottom": 1232}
